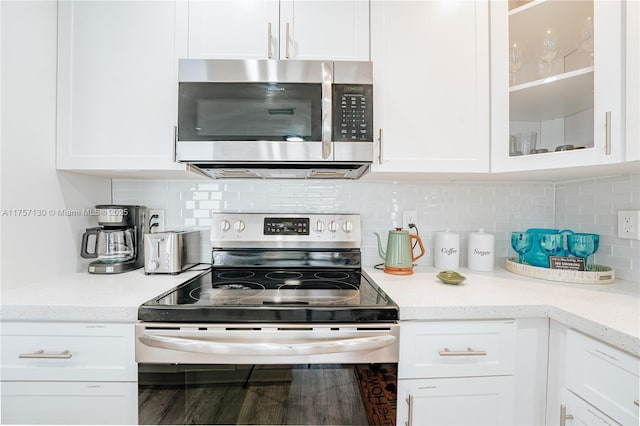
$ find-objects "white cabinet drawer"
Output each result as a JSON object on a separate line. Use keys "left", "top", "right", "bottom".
{"left": 1, "top": 322, "right": 136, "bottom": 381}
{"left": 563, "top": 389, "right": 619, "bottom": 426}
{"left": 399, "top": 320, "right": 517, "bottom": 379}
{"left": 1, "top": 381, "right": 138, "bottom": 425}
{"left": 565, "top": 329, "right": 639, "bottom": 426}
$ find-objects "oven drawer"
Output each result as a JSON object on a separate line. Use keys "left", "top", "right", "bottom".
{"left": 136, "top": 323, "right": 399, "bottom": 364}
{"left": 398, "top": 320, "right": 517, "bottom": 379}
{"left": 1, "top": 322, "right": 136, "bottom": 382}
{"left": 565, "top": 329, "right": 639, "bottom": 426}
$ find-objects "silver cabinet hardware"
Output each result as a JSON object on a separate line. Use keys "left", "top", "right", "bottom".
{"left": 378, "top": 128, "right": 383, "bottom": 164}
{"left": 172, "top": 125, "right": 178, "bottom": 162}
{"left": 405, "top": 394, "right": 414, "bottom": 426}
{"left": 267, "top": 22, "right": 273, "bottom": 59}
{"left": 605, "top": 111, "right": 611, "bottom": 155}
{"left": 19, "top": 349, "right": 72, "bottom": 359}
{"left": 439, "top": 347, "right": 487, "bottom": 356}
{"left": 285, "top": 22, "right": 291, "bottom": 59}
{"left": 634, "top": 400, "right": 639, "bottom": 407}
{"left": 559, "top": 404, "right": 574, "bottom": 426}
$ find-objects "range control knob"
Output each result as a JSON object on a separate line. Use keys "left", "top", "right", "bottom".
{"left": 328, "top": 220, "right": 339, "bottom": 233}
{"left": 147, "top": 261, "right": 159, "bottom": 271}
{"left": 342, "top": 220, "right": 354, "bottom": 234}
{"left": 234, "top": 220, "right": 246, "bottom": 232}
{"left": 314, "top": 219, "right": 325, "bottom": 233}
{"left": 219, "top": 219, "right": 231, "bottom": 232}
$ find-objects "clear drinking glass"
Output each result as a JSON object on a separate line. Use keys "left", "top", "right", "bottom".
{"left": 509, "top": 41, "right": 524, "bottom": 86}
{"left": 511, "top": 232, "right": 532, "bottom": 264}
{"left": 539, "top": 27, "right": 559, "bottom": 77}
{"left": 576, "top": 16, "right": 594, "bottom": 66}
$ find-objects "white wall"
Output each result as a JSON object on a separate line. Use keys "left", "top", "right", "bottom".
{"left": 0, "top": 1, "right": 111, "bottom": 290}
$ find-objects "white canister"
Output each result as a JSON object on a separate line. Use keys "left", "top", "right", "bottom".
{"left": 434, "top": 229, "right": 460, "bottom": 270}
{"left": 468, "top": 229, "right": 495, "bottom": 271}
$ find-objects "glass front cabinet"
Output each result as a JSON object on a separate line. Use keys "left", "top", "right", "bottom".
{"left": 490, "top": 0, "right": 624, "bottom": 172}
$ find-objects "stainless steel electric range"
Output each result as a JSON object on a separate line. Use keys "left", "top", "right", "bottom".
{"left": 135, "top": 214, "right": 399, "bottom": 425}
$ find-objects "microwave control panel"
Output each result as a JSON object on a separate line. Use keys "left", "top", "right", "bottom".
{"left": 333, "top": 84, "right": 373, "bottom": 142}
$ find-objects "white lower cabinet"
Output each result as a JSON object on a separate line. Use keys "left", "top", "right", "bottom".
{"left": 1, "top": 382, "right": 138, "bottom": 425}
{"left": 561, "top": 389, "right": 619, "bottom": 426}
{"left": 0, "top": 322, "right": 137, "bottom": 425}
{"left": 398, "top": 376, "right": 514, "bottom": 426}
{"left": 564, "top": 329, "right": 640, "bottom": 426}
{"left": 397, "top": 320, "right": 517, "bottom": 425}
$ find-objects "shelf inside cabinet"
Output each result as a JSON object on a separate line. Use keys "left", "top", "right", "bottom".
{"left": 510, "top": 67, "right": 593, "bottom": 121}
{"left": 509, "top": 0, "right": 593, "bottom": 68}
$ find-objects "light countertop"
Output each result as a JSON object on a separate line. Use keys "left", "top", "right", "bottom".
{"left": 2, "top": 263, "right": 638, "bottom": 357}
{"left": 0, "top": 267, "right": 210, "bottom": 323}
{"left": 364, "top": 265, "right": 640, "bottom": 357}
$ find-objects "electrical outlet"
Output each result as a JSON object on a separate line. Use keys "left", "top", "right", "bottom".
{"left": 403, "top": 210, "right": 418, "bottom": 229}
{"left": 148, "top": 209, "right": 165, "bottom": 233}
{"left": 618, "top": 210, "right": 640, "bottom": 240}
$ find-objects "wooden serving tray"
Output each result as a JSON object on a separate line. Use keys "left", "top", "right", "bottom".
{"left": 505, "top": 258, "right": 615, "bottom": 284}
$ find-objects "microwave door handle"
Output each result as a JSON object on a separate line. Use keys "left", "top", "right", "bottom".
{"left": 139, "top": 334, "right": 396, "bottom": 356}
{"left": 321, "top": 62, "right": 332, "bottom": 160}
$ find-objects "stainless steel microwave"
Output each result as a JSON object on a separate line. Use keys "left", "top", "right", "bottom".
{"left": 176, "top": 59, "right": 374, "bottom": 179}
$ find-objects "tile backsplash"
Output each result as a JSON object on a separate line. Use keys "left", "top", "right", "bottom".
{"left": 113, "top": 173, "right": 639, "bottom": 282}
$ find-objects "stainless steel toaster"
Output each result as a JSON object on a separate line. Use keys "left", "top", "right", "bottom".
{"left": 143, "top": 231, "right": 201, "bottom": 274}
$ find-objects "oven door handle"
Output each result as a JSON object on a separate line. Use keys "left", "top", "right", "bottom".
{"left": 139, "top": 334, "right": 396, "bottom": 356}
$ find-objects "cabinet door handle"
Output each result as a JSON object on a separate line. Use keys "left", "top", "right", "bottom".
{"left": 439, "top": 347, "right": 487, "bottom": 356}
{"left": 405, "top": 394, "right": 414, "bottom": 426}
{"left": 560, "top": 404, "right": 574, "bottom": 426}
{"left": 267, "top": 22, "right": 273, "bottom": 59}
{"left": 19, "top": 349, "right": 72, "bottom": 359}
{"left": 605, "top": 111, "right": 611, "bottom": 155}
{"left": 173, "top": 125, "right": 178, "bottom": 162}
{"left": 378, "top": 128, "right": 383, "bottom": 164}
{"left": 634, "top": 400, "right": 639, "bottom": 407}
{"left": 285, "top": 22, "right": 291, "bottom": 59}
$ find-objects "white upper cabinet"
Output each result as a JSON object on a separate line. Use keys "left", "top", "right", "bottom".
{"left": 186, "top": 0, "right": 370, "bottom": 61}
{"left": 57, "top": 0, "right": 187, "bottom": 173}
{"left": 490, "top": 0, "right": 625, "bottom": 172}
{"left": 369, "top": 0, "right": 490, "bottom": 174}
{"left": 627, "top": 0, "right": 640, "bottom": 162}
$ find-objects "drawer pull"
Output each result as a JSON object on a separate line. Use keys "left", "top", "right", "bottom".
{"left": 439, "top": 347, "right": 487, "bottom": 356}
{"left": 560, "top": 404, "right": 574, "bottom": 426}
{"left": 406, "top": 394, "right": 414, "bottom": 426}
{"left": 635, "top": 400, "right": 639, "bottom": 407}
{"left": 19, "top": 349, "right": 72, "bottom": 359}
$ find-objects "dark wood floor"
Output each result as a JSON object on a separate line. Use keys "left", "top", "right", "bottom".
{"left": 139, "top": 365, "right": 370, "bottom": 425}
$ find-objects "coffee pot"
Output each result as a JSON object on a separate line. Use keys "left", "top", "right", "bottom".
{"left": 80, "top": 205, "right": 146, "bottom": 274}
{"left": 374, "top": 228, "right": 425, "bottom": 275}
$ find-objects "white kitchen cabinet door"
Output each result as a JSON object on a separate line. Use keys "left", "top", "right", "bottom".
{"left": 187, "top": 0, "right": 280, "bottom": 59}
{"left": 1, "top": 382, "right": 138, "bottom": 425}
{"left": 397, "top": 376, "right": 515, "bottom": 426}
{"left": 562, "top": 389, "right": 619, "bottom": 426}
{"left": 279, "top": 1, "right": 369, "bottom": 61}
{"left": 369, "top": 0, "right": 490, "bottom": 174}
{"left": 187, "top": 0, "right": 369, "bottom": 61}
{"left": 627, "top": 0, "right": 640, "bottom": 161}
{"left": 490, "top": 0, "right": 624, "bottom": 172}
{"left": 57, "top": 0, "right": 187, "bottom": 172}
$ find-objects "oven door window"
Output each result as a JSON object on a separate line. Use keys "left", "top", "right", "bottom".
{"left": 138, "top": 363, "right": 397, "bottom": 425}
{"left": 178, "top": 83, "right": 322, "bottom": 141}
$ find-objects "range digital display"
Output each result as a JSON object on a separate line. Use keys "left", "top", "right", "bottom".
{"left": 264, "top": 217, "right": 310, "bottom": 235}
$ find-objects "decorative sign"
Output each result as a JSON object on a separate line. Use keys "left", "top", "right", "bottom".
{"left": 549, "top": 256, "right": 585, "bottom": 271}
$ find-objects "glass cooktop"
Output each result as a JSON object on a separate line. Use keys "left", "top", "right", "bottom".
{"left": 138, "top": 270, "right": 398, "bottom": 323}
